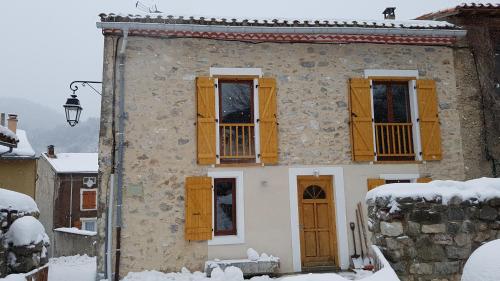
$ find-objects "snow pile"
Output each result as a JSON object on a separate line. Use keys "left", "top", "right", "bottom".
{"left": 0, "top": 274, "right": 26, "bottom": 281}
{"left": 247, "top": 248, "right": 259, "bottom": 261}
{"left": 0, "top": 125, "right": 18, "bottom": 141}
{"left": 4, "top": 216, "right": 49, "bottom": 246}
{"left": 54, "top": 227, "right": 97, "bottom": 236}
{"left": 366, "top": 177, "right": 500, "bottom": 205}
{"left": 43, "top": 153, "right": 98, "bottom": 173}
{"left": 48, "top": 255, "right": 96, "bottom": 281}
{"left": 0, "top": 129, "right": 35, "bottom": 157}
{"left": 461, "top": 239, "right": 500, "bottom": 281}
{"left": 0, "top": 188, "right": 39, "bottom": 213}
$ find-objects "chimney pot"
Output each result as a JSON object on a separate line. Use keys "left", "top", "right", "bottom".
{"left": 47, "top": 145, "right": 56, "bottom": 158}
{"left": 7, "top": 114, "right": 18, "bottom": 134}
{"left": 0, "top": 113, "right": 5, "bottom": 127}
{"left": 383, "top": 7, "right": 396, "bottom": 20}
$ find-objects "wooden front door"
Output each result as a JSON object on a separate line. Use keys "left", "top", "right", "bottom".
{"left": 297, "top": 175, "right": 338, "bottom": 268}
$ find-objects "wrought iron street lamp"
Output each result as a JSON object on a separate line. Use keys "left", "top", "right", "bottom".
{"left": 63, "top": 81, "right": 102, "bottom": 127}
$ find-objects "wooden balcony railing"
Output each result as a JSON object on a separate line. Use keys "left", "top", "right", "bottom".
{"left": 375, "top": 123, "right": 415, "bottom": 158}
{"left": 219, "top": 123, "right": 255, "bottom": 160}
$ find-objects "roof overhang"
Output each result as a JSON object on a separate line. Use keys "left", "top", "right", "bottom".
{"left": 97, "top": 22, "right": 466, "bottom": 46}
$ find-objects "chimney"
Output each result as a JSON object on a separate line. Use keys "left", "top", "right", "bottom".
{"left": 0, "top": 113, "right": 5, "bottom": 126}
{"left": 383, "top": 7, "right": 396, "bottom": 20}
{"left": 7, "top": 114, "right": 18, "bottom": 134}
{"left": 47, "top": 145, "right": 56, "bottom": 158}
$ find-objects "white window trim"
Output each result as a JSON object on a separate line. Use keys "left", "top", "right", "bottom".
{"left": 379, "top": 173, "right": 421, "bottom": 183}
{"left": 364, "top": 69, "right": 422, "bottom": 162}
{"left": 210, "top": 67, "right": 262, "bottom": 77}
{"left": 288, "top": 167, "right": 349, "bottom": 271}
{"left": 80, "top": 217, "right": 97, "bottom": 231}
{"left": 80, "top": 188, "right": 97, "bottom": 211}
{"left": 211, "top": 68, "right": 262, "bottom": 164}
{"left": 208, "top": 171, "right": 245, "bottom": 245}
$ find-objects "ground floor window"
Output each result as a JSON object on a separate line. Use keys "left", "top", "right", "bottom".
{"left": 80, "top": 218, "right": 97, "bottom": 232}
{"left": 214, "top": 178, "right": 236, "bottom": 236}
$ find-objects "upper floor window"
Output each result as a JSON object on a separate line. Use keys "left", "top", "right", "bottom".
{"left": 80, "top": 189, "right": 97, "bottom": 211}
{"left": 195, "top": 70, "right": 278, "bottom": 166}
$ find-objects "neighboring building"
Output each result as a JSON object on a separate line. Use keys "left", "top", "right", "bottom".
{"left": 417, "top": 3, "right": 500, "bottom": 178}
{"left": 95, "top": 11, "right": 475, "bottom": 278}
{"left": 0, "top": 113, "right": 37, "bottom": 198}
{"left": 35, "top": 145, "right": 98, "bottom": 256}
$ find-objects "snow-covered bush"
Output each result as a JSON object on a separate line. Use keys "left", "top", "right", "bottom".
{"left": 461, "top": 239, "right": 500, "bottom": 281}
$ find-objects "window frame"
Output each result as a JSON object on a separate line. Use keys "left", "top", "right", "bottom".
{"left": 80, "top": 217, "right": 97, "bottom": 232}
{"left": 213, "top": 177, "right": 237, "bottom": 236}
{"left": 208, "top": 171, "right": 245, "bottom": 245}
{"left": 364, "top": 69, "right": 423, "bottom": 162}
{"left": 80, "top": 188, "right": 97, "bottom": 211}
{"left": 211, "top": 68, "right": 263, "bottom": 165}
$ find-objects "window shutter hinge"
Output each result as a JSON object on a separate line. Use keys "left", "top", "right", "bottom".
{"left": 215, "top": 119, "right": 219, "bottom": 123}
{"left": 216, "top": 155, "right": 219, "bottom": 159}
{"left": 414, "top": 85, "right": 417, "bottom": 90}
{"left": 374, "top": 152, "right": 377, "bottom": 156}
{"left": 255, "top": 84, "right": 259, "bottom": 88}
{"left": 214, "top": 84, "right": 218, "bottom": 88}
{"left": 372, "top": 118, "right": 374, "bottom": 122}
{"left": 419, "top": 152, "right": 423, "bottom": 156}
{"left": 258, "top": 154, "right": 261, "bottom": 158}
{"left": 257, "top": 119, "right": 260, "bottom": 123}
{"left": 370, "top": 85, "right": 372, "bottom": 89}
{"left": 417, "top": 118, "right": 420, "bottom": 122}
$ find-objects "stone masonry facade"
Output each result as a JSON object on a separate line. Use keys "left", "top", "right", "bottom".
{"left": 367, "top": 194, "right": 500, "bottom": 281}
{"left": 97, "top": 35, "right": 469, "bottom": 276}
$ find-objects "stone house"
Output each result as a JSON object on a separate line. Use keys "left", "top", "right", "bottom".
{"left": 418, "top": 3, "right": 500, "bottom": 178}
{"left": 35, "top": 145, "right": 98, "bottom": 257}
{"left": 0, "top": 113, "right": 37, "bottom": 198}
{"left": 94, "top": 11, "right": 485, "bottom": 279}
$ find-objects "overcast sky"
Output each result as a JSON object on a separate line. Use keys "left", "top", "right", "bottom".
{"left": 0, "top": 0, "right": 473, "bottom": 120}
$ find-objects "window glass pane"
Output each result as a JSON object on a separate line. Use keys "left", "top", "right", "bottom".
{"left": 219, "top": 81, "right": 252, "bottom": 123}
{"left": 391, "top": 84, "right": 411, "bottom": 123}
{"left": 84, "top": 221, "right": 96, "bottom": 231}
{"left": 373, "top": 84, "right": 388, "bottom": 123}
{"left": 214, "top": 178, "right": 236, "bottom": 235}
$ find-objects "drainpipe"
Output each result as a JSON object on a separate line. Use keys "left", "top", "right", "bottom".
{"left": 106, "top": 174, "right": 115, "bottom": 280}
{"left": 114, "top": 29, "right": 128, "bottom": 281}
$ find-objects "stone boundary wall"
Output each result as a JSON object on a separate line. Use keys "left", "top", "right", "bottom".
{"left": 53, "top": 230, "right": 97, "bottom": 257}
{"left": 367, "top": 195, "right": 500, "bottom": 281}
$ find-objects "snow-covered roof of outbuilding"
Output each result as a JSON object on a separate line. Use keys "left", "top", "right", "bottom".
{"left": 417, "top": 3, "right": 500, "bottom": 20}
{"left": 0, "top": 188, "right": 39, "bottom": 213}
{"left": 0, "top": 125, "right": 19, "bottom": 148}
{"left": 0, "top": 129, "right": 35, "bottom": 158}
{"left": 42, "top": 153, "right": 98, "bottom": 174}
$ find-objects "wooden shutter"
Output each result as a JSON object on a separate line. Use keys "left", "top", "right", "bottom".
{"left": 417, "top": 177, "right": 433, "bottom": 183}
{"left": 417, "top": 80, "right": 442, "bottom": 161}
{"left": 367, "top": 178, "right": 386, "bottom": 191}
{"left": 196, "top": 77, "right": 217, "bottom": 165}
{"left": 349, "top": 78, "right": 374, "bottom": 161}
{"left": 82, "top": 190, "right": 96, "bottom": 210}
{"left": 258, "top": 78, "right": 279, "bottom": 164}
{"left": 185, "top": 176, "right": 212, "bottom": 241}
{"left": 73, "top": 220, "right": 82, "bottom": 229}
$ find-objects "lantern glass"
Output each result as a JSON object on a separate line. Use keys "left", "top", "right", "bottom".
{"left": 63, "top": 95, "right": 83, "bottom": 127}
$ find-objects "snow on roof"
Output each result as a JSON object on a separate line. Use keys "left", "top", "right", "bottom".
{"left": 4, "top": 216, "right": 49, "bottom": 246}
{"left": 0, "top": 188, "right": 39, "bottom": 213}
{"left": 99, "top": 13, "right": 458, "bottom": 29}
{"left": 54, "top": 227, "right": 96, "bottom": 236}
{"left": 43, "top": 153, "right": 98, "bottom": 173}
{"left": 366, "top": 177, "right": 500, "bottom": 205}
{"left": 0, "top": 125, "right": 19, "bottom": 145}
{"left": 0, "top": 129, "right": 35, "bottom": 158}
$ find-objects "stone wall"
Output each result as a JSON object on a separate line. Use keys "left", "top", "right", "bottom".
{"left": 53, "top": 230, "right": 97, "bottom": 257}
{"left": 97, "top": 35, "right": 468, "bottom": 277}
{"left": 367, "top": 194, "right": 500, "bottom": 281}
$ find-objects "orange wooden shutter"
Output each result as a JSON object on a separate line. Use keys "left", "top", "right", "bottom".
{"left": 73, "top": 220, "right": 82, "bottom": 229}
{"left": 367, "top": 178, "right": 386, "bottom": 191}
{"left": 196, "top": 77, "right": 217, "bottom": 165}
{"left": 349, "top": 78, "right": 374, "bottom": 162}
{"left": 417, "top": 177, "right": 433, "bottom": 183}
{"left": 417, "top": 80, "right": 442, "bottom": 161}
{"left": 258, "top": 78, "right": 279, "bottom": 164}
{"left": 185, "top": 176, "right": 212, "bottom": 241}
{"left": 82, "top": 190, "right": 96, "bottom": 210}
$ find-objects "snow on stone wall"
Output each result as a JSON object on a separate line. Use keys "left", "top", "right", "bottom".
{"left": 366, "top": 178, "right": 500, "bottom": 281}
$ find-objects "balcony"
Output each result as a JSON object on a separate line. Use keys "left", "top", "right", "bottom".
{"left": 374, "top": 123, "right": 415, "bottom": 161}
{"left": 219, "top": 123, "right": 256, "bottom": 162}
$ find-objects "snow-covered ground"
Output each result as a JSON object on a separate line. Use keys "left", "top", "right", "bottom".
{"left": 48, "top": 255, "right": 96, "bottom": 281}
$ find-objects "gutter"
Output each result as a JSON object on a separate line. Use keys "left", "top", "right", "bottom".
{"left": 97, "top": 22, "right": 467, "bottom": 38}
{"left": 0, "top": 147, "right": 13, "bottom": 157}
